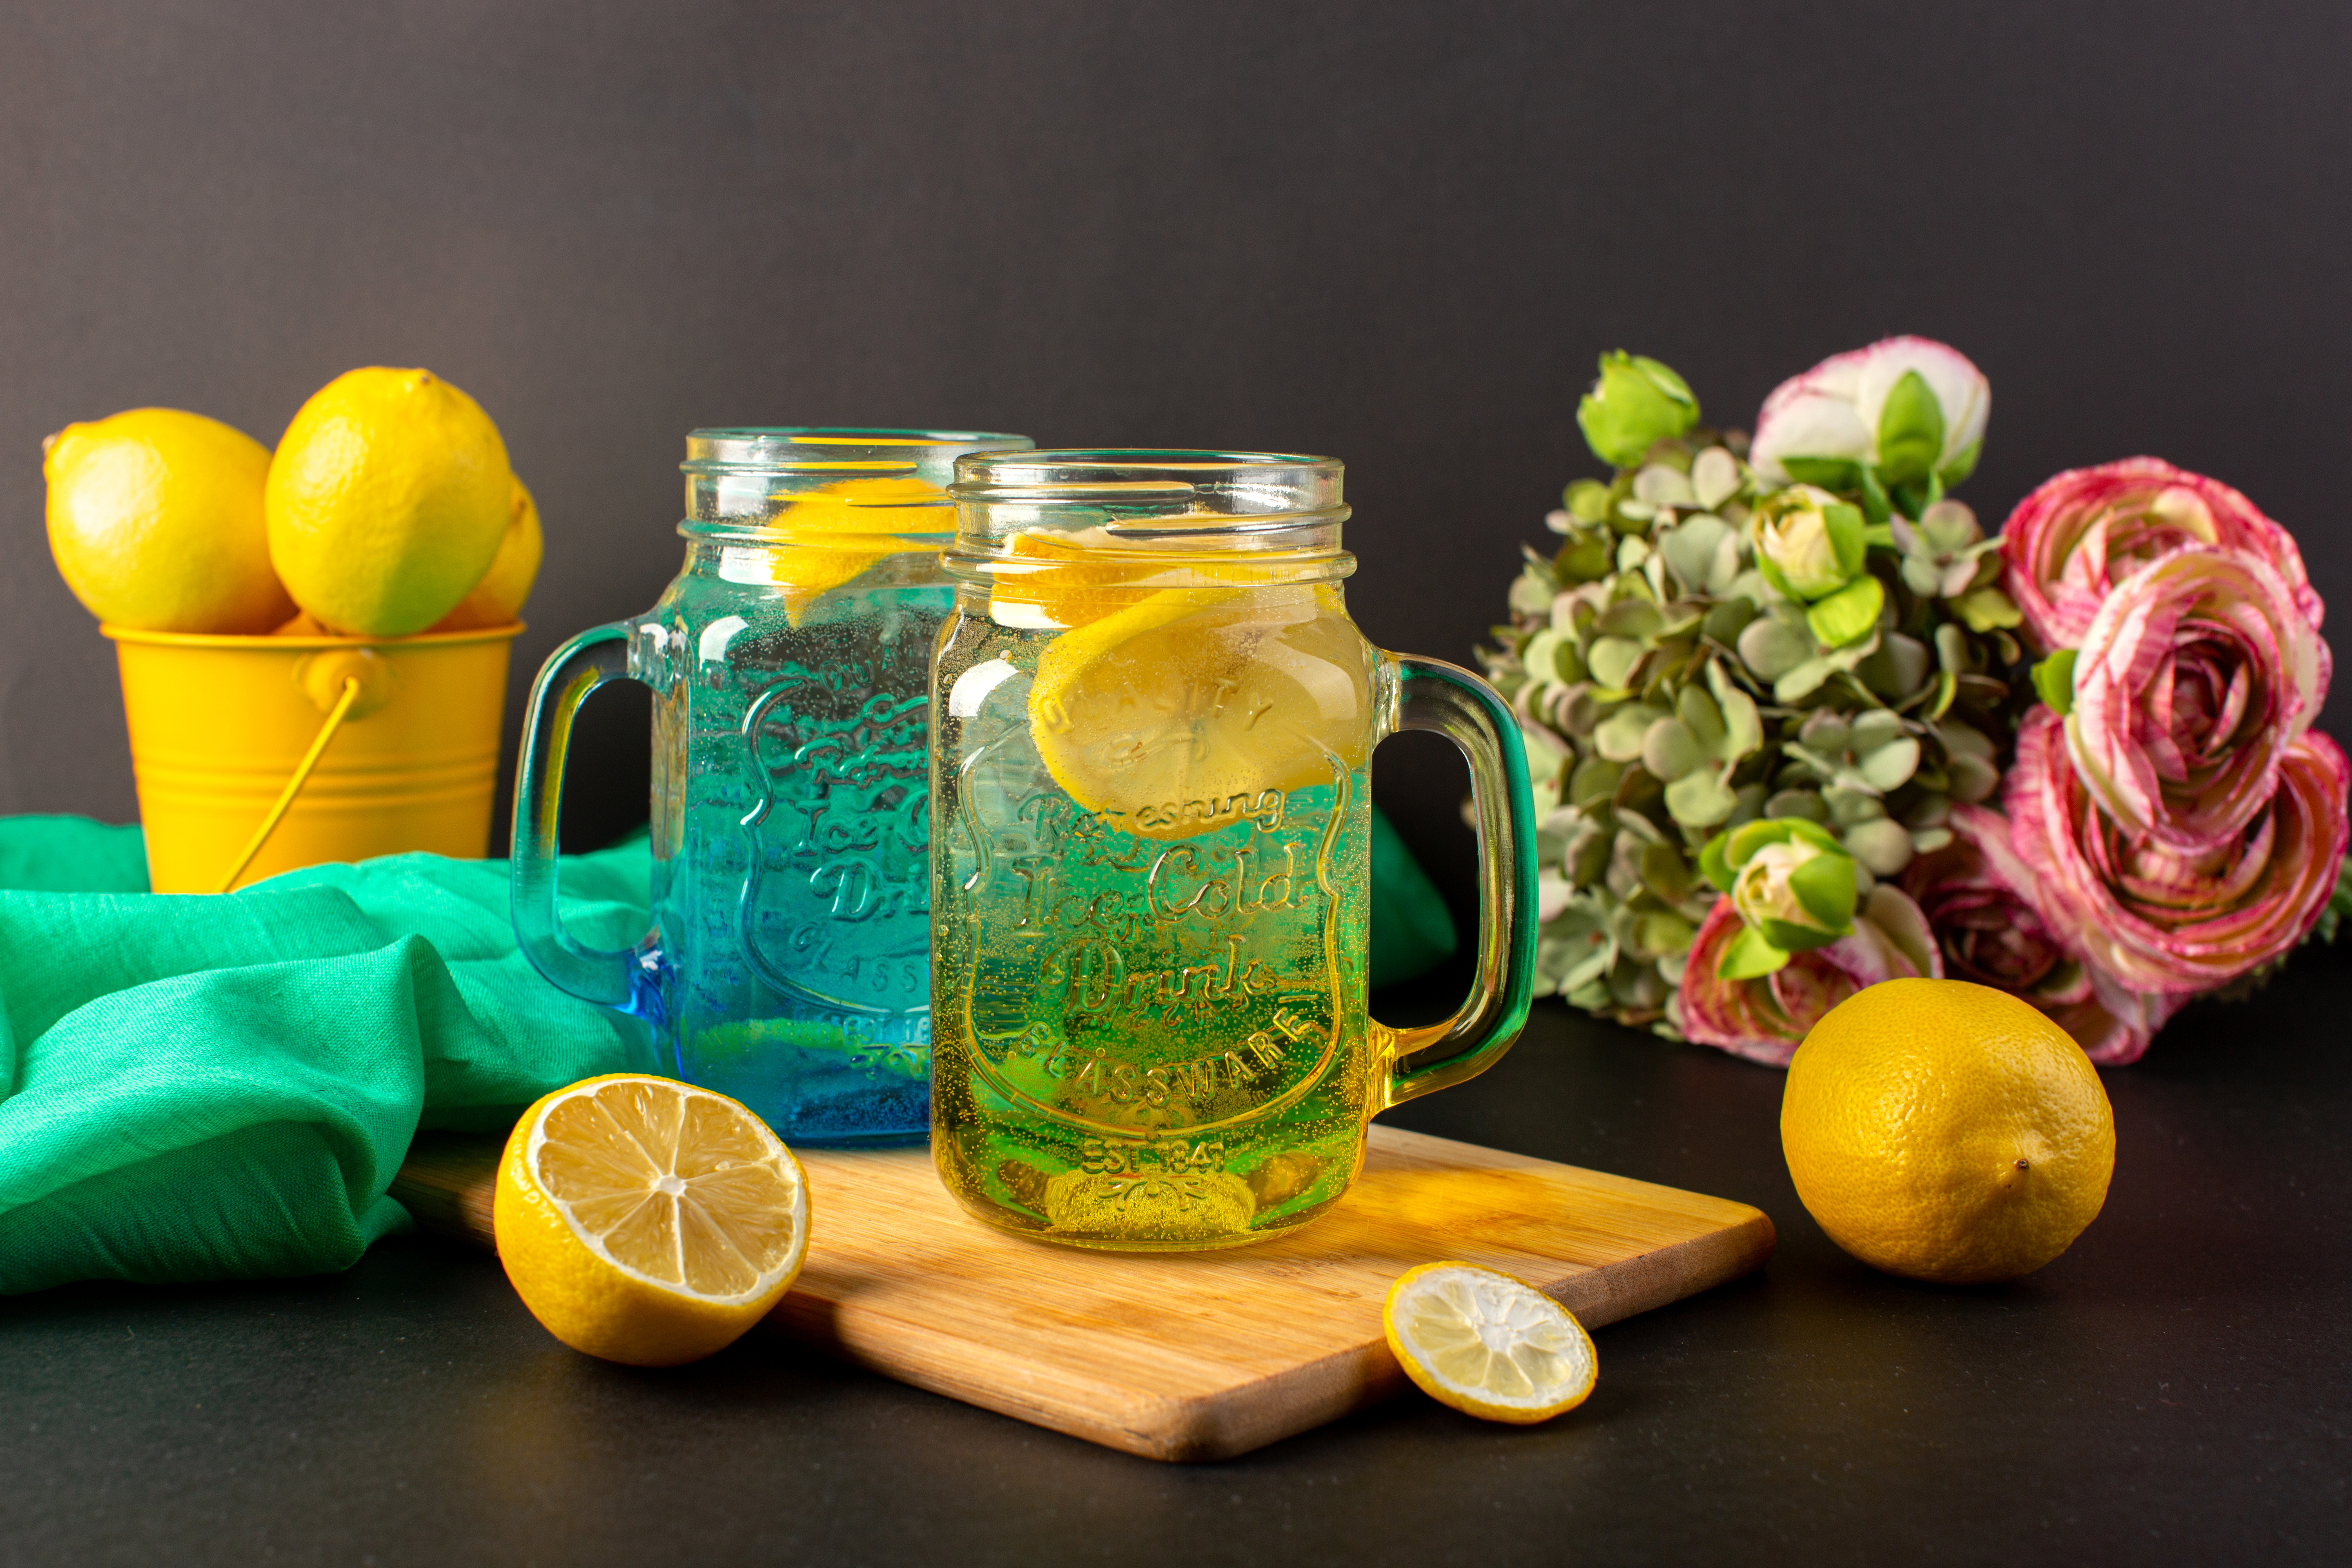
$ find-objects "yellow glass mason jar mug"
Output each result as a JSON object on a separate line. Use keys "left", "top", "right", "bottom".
{"left": 929, "top": 451, "right": 1539, "bottom": 1249}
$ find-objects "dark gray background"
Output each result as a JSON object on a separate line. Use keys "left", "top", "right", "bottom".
{"left": 6, "top": 0, "right": 2348, "bottom": 909}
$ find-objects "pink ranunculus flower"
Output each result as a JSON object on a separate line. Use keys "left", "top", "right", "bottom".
{"left": 1678, "top": 885, "right": 1942, "bottom": 1067}
{"left": 1900, "top": 802, "right": 2182, "bottom": 1064}
{"left": 1998, "top": 457, "right": 2322, "bottom": 652}
{"left": 1749, "top": 336, "right": 1990, "bottom": 490}
{"left": 2066, "top": 543, "right": 2331, "bottom": 853}
{"left": 2005, "top": 708, "right": 2351, "bottom": 996}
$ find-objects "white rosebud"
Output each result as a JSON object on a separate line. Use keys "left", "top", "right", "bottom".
{"left": 1749, "top": 336, "right": 1991, "bottom": 490}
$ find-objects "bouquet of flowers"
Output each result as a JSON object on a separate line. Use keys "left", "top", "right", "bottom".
{"left": 1483, "top": 338, "right": 2351, "bottom": 1065}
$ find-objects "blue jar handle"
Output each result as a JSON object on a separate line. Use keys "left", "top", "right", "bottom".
{"left": 511, "top": 622, "right": 648, "bottom": 1010}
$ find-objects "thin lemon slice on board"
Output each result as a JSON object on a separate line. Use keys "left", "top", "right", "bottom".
{"left": 492, "top": 1074, "right": 810, "bottom": 1367}
{"left": 1384, "top": 1262, "right": 1598, "bottom": 1423}
{"left": 1026, "top": 585, "right": 1371, "bottom": 837}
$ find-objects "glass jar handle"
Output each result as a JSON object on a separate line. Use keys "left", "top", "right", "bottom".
{"left": 1374, "top": 654, "right": 1539, "bottom": 1107}
{"left": 511, "top": 622, "right": 647, "bottom": 1011}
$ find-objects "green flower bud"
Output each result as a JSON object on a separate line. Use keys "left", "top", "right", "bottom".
{"left": 1731, "top": 835, "right": 1857, "bottom": 953}
{"left": 1577, "top": 352, "right": 1699, "bottom": 470}
{"left": 1749, "top": 486, "right": 1865, "bottom": 601}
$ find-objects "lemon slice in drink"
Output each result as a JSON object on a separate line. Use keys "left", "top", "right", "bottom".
{"left": 492, "top": 1074, "right": 811, "bottom": 1366}
{"left": 768, "top": 476, "right": 947, "bottom": 624}
{"left": 1025, "top": 584, "right": 1370, "bottom": 837}
{"left": 988, "top": 529, "right": 1149, "bottom": 629}
{"left": 1383, "top": 1262, "right": 1598, "bottom": 1423}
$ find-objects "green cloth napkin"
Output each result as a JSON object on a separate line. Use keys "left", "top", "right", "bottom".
{"left": 0, "top": 818, "right": 648, "bottom": 1294}
{"left": 0, "top": 807, "right": 1456, "bottom": 1294}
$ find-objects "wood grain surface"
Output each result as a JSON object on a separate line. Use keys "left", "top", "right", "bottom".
{"left": 392, "top": 1125, "right": 1773, "bottom": 1461}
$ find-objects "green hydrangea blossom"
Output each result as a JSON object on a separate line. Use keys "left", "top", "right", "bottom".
{"left": 1480, "top": 354, "right": 2030, "bottom": 1037}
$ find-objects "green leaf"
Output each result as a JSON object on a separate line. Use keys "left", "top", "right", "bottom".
{"left": 1856, "top": 737, "right": 1922, "bottom": 793}
{"left": 1564, "top": 478, "right": 1613, "bottom": 522}
{"left": 1759, "top": 917, "right": 1843, "bottom": 954}
{"left": 1875, "top": 369, "right": 1946, "bottom": 486}
{"left": 1657, "top": 512, "right": 1736, "bottom": 594}
{"left": 2023, "top": 655, "right": 2074, "bottom": 722}
{"left": 1937, "top": 437, "right": 1982, "bottom": 489}
{"left": 1699, "top": 831, "right": 1736, "bottom": 893}
{"left": 1782, "top": 818, "right": 1846, "bottom": 856}
{"left": 1555, "top": 527, "right": 1611, "bottom": 583}
{"left": 1856, "top": 463, "right": 1892, "bottom": 526}
{"left": 1849, "top": 708, "right": 1905, "bottom": 752}
{"left": 1774, "top": 657, "right": 1834, "bottom": 703}
{"left": 1676, "top": 685, "right": 1726, "bottom": 753}
{"left": 1823, "top": 503, "right": 1866, "bottom": 578}
{"left": 1638, "top": 840, "right": 1693, "bottom": 902}
{"left": 1665, "top": 768, "right": 1737, "bottom": 828}
{"left": 1926, "top": 668, "right": 1958, "bottom": 721}
{"left": 1703, "top": 597, "right": 1758, "bottom": 645}
{"left": 1724, "top": 817, "right": 1793, "bottom": 869}
{"left": 1597, "top": 598, "right": 1665, "bottom": 640}
{"left": 1738, "top": 613, "right": 1814, "bottom": 682}
{"left": 1806, "top": 575, "right": 1885, "bottom": 648}
{"left": 1592, "top": 702, "right": 1665, "bottom": 762}
{"left": 1641, "top": 717, "right": 1706, "bottom": 781}
{"left": 1952, "top": 585, "right": 2023, "bottom": 632}
{"left": 1707, "top": 661, "right": 1764, "bottom": 761}
{"left": 1780, "top": 456, "right": 1861, "bottom": 491}
{"left": 1568, "top": 755, "right": 1623, "bottom": 806}
{"left": 1586, "top": 635, "right": 1645, "bottom": 689}
{"left": 1716, "top": 925, "right": 1791, "bottom": 980}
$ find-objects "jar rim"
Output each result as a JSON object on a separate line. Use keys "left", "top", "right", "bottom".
{"left": 682, "top": 428, "right": 1031, "bottom": 475}
{"left": 948, "top": 448, "right": 1348, "bottom": 543}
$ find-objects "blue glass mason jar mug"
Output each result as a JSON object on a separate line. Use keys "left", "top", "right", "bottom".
{"left": 511, "top": 428, "right": 1032, "bottom": 1144}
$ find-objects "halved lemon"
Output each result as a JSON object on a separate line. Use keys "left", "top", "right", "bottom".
{"left": 492, "top": 1074, "right": 811, "bottom": 1366}
{"left": 1383, "top": 1262, "right": 1598, "bottom": 1423}
{"left": 1025, "top": 584, "right": 1370, "bottom": 837}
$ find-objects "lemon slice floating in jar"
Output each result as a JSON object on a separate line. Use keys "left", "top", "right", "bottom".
{"left": 1383, "top": 1262, "right": 1598, "bottom": 1423}
{"left": 766, "top": 476, "right": 949, "bottom": 624}
{"left": 1023, "top": 580, "right": 1370, "bottom": 838}
{"left": 987, "top": 528, "right": 1148, "bottom": 630}
{"left": 493, "top": 1074, "right": 810, "bottom": 1366}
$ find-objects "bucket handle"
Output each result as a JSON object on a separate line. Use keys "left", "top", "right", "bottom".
{"left": 215, "top": 676, "right": 363, "bottom": 893}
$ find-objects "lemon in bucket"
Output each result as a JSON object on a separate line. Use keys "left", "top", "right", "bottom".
{"left": 44, "top": 408, "right": 294, "bottom": 635}
{"left": 265, "top": 366, "right": 514, "bottom": 636}
{"left": 45, "top": 368, "right": 536, "bottom": 891}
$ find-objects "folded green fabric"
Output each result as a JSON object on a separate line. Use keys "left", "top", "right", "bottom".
{"left": 0, "top": 806, "right": 1457, "bottom": 1293}
{"left": 0, "top": 820, "right": 648, "bottom": 1294}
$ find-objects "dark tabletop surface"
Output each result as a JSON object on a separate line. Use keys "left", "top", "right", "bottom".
{"left": 8, "top": 944, "right": 2349, "bottom": 1568}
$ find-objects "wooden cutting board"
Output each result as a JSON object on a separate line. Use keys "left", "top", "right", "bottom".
{"left": 393, "top": 1125, "right": 1773, "bottom": 1461}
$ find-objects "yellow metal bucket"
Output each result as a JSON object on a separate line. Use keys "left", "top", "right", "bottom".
{"left": 104, "top": 623, "right": 523, "bottom": 893}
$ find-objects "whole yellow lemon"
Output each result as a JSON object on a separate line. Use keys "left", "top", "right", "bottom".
{"left": 1781, "top": 977, "right": 2114, "bottom": 1285}
{"left": 433, "top": 474, "right": 543, "bottom": 630}
{"left": 265, "top": 367, "right": 512, "bottom": 635}
{"left": 45, "top": 408, "right": 294, "bottom": 633}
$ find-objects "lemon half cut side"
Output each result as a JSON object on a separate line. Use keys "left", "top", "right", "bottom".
{"left": 492, "top": 1074, "right": 810, "bottom": 1366}
{"left": 1384, "top": 1262, "right": 1598, "bottom": 1424}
